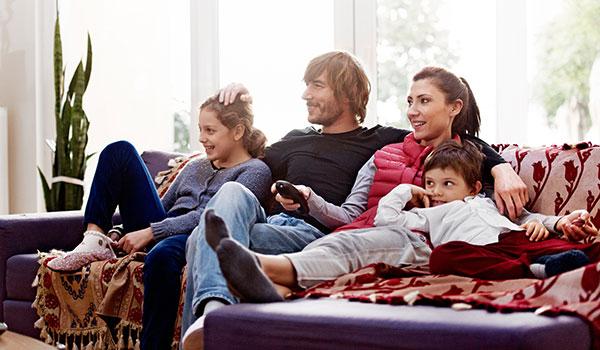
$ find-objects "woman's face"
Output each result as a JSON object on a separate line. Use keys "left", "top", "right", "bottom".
{"left": 198, "top": 109, "right": 242, "bottom": 166}
{"left": 406, "top": 78, "right": 460, "bottom": 147}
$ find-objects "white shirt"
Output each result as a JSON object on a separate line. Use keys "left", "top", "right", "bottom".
{"left": 374, "top": 184, "right": 560, "bottom": 247}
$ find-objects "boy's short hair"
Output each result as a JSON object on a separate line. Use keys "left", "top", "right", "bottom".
{"left": 423, "top": 140, "right": 484, "bottom": 188}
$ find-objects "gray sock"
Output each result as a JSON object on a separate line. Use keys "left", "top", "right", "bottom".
{"left": 204, "top": 209, "right": 231, "bottom": 251}
{"left": 216, "top": 238, "right": 284, "bottom": 303}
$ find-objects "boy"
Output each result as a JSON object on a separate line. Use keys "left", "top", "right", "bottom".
{"left": 205, "top": 140, "right": 599, "bottom": 303}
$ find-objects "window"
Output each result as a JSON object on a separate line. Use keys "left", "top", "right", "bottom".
{"left": 217, "top": 0, "right": 335, "bottom": 144}
{"left": 374, "top": 0, "right": 600, "bottom": 144}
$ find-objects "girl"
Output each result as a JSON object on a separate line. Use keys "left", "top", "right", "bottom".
{"left": 48, "top": 93, "right": 272, "bottom": 349}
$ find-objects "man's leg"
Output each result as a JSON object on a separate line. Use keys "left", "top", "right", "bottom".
{"left": 141, "top": 234, "right": 187, "bottom": 350}
{"left": 182, "top": 181, "right": 271, "bottom": 344}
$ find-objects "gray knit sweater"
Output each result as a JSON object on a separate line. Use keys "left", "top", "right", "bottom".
{"left": 150, "top": 157, "right": 271, "bottom": 241}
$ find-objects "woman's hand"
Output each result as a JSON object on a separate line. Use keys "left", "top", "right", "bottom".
{"left": 218, "top": 83, "right": 252, "bottom": 105}
{"left": 521, "top": 220, "right": 549, "bottom": 241}
{"left": 408, "top": 185, "right": 433, "bottom": 208}
{"left": 556, "top": 210, "right": 598, "bottom": 241}
{"left": 117, "top": 227, "right": 154, "bottom": 253}
{"left": 270, "top": 183, "right": 310, "bottom": 212}
{"left": 491, "top": 163, "right": 529, "bottom": 221}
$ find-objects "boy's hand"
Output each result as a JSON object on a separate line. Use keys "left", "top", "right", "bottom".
{"left": 557, "top": 210, "right": 598, "bottom": 241}
{"left": 408, "top": 185, "right": 433, "bottom": 208}
{"left": 521, "top": 220, "right": 549, "bottom": 241}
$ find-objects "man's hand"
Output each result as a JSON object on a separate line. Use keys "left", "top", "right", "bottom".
{"left": 521, "top": 220, "right": 549, "bottom": 241}
{"left": 556, "top": 210, "right": 598, "bottom": 241}
{"left": 271, "top": 183, "right": 310, "bottom": 212}
{"left": 492, "top": 163, "right": 529, "bottom": 221}
{"left": 218, "top": 83, "right": 252, "bottom": 105}
{"left": 117, "top": 227, "right": 154, "bottom": 254}
{"left": 408, "top": 184, "right": 433, "bottom": 208}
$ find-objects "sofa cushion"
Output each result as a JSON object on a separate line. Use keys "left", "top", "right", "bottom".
{"left": 205, "top": 299, "right": 590, "bottom": 350}
{"left": 6, "top": 253, "right": 39, "bottom": 301}
{"left": 497, "top": 142, "right": 600, "bottom": 229}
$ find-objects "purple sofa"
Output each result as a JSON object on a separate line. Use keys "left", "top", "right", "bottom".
{"left": 1, "top": 146, "right": 595, "bottom": 349}
{"left": 0, "top": 150, "right": 175, "bottom": 338}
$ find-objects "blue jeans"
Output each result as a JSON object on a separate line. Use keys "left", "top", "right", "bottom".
{"left": 84, "top": 141, "right": 185, "bottom": 349}
{"left": 181, "top": 182, "right": 325, "bottom": 334}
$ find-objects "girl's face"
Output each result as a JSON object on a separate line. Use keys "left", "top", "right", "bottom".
{"left": 198, "top": 108, "right": 243, "bottom": 167}
{"left": 406, "top": 78, "right": 462, "bottom": 147}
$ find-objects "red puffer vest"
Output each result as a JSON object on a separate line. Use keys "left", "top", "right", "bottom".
{"left": 334, "top": 133, "right": 453, "bottom": 232}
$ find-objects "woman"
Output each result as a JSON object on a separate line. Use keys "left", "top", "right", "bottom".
{"left": 205, "top": 66, "right": 500, "bottom": 301}
{"left": 48, "top": 93, "right": 272, "bottom": 349}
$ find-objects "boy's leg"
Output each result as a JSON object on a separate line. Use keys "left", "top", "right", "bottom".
{"left": 284, "top": 226, "right": 431, "bottom": 289}
{"left": 141, "top": 234, "right": 187, "bottom": 350}
{"left": 431, "top": 231, "right": 600, "bottom": 279}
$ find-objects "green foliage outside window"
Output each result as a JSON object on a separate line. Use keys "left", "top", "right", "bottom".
{"left": 534, "top": 0, "right": 600, "bottom": 138}
{"left": 377, "top": 0, "right": 458, "bottom": 128}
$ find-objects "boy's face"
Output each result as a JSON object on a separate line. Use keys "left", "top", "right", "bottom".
{"left": 424, "top": 167, "right": 480, "bottom": 207}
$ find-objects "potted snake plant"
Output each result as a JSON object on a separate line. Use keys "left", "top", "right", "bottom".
{"left": 38, "top": 9, "right": 93, "bottom": 211}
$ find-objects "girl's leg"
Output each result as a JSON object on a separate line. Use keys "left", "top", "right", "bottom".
{"left": 84, "top": 140, "right": 166, "bottom": 233}
{"left": 141, "top": 234, "right": 188, "bottom": 350}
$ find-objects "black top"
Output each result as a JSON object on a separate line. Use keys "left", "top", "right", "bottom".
{"left": 263, "top": 125, "right": 504, "bottom": 231}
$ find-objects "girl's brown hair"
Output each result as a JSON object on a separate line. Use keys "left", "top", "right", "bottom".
{"left": 200, "top": 95, "right": 267, "bottom": 158}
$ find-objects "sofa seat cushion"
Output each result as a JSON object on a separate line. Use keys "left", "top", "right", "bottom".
{"left": 205, "top": 299, "right": 590, "bottom": 350}
{"left": 6, "top": 253, "right": 39, "bottom": 301}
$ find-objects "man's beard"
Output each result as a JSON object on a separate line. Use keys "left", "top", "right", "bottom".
{"left": 308, "top": 100, "right": 343, "bottom": 127}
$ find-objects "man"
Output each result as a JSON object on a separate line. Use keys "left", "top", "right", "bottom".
{"left": 181, "top": 51, "right": 527, "bottom": 349}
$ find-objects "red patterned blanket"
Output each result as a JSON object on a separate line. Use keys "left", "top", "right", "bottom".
{"left": 294, "top": 262, "right": 600, "bottom": 349}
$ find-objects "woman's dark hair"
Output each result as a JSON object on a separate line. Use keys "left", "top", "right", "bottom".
{"left": 413, "top": 67, "right": 481, "bottom": 137}
{"left": 200, "top": 95, "right": 267, "bottom": 158}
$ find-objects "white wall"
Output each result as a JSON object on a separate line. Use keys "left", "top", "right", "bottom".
{"left": 0, "top": 1, "right": 184, "bottom": 213}
{"left": 0, "top": 0, "right": 54, "bottom": 213}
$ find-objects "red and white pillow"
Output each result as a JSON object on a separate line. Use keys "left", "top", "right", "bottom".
{"left": 495, "top": 142, "right": 600, "bottom": 231}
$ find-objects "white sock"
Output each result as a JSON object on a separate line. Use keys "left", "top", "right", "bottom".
{"left": 203, "top": 299, "right": 226, "bottom": 315}
{"left": 529, "top": 263, "right": 547, "bottom": 279}
{"left": 71, "top": 230, "right": 115, "bottom": 254}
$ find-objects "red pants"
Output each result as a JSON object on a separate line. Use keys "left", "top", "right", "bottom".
{"left": 429, "top": 231, "right": 600, "bottom": 280}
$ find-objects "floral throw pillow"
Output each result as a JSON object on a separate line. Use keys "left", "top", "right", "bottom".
{"left": 495, "top": 142, "right": 600, "bottom": 230}
{"left": 155, "top": 153, "right": 202, "bottom": 198}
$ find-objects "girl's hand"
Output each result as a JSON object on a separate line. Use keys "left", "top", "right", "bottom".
{"left": 557, "top": 210, "right": 598, "bottom": 241}
{"left": 270, "top": 183, "right": 310, "bottom": 212}
{"left": 117, "top": 227, "right": 154, "bottom": 253}
{"left": 521, "top": 220, "right": 549, "bottom": 241}
{"left": 408, "top": 185, "right": 433, "bottom": 208}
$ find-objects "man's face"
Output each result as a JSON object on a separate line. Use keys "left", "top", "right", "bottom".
{"left": 424, "top": 167, "right": 478, "bottom": 207}
{"left": 302, "top": 72, "right": 343, "bottom": 127}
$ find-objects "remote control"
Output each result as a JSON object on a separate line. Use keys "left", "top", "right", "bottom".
{"left": 275, "top": 180, "right": 309, "bottom": 215}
